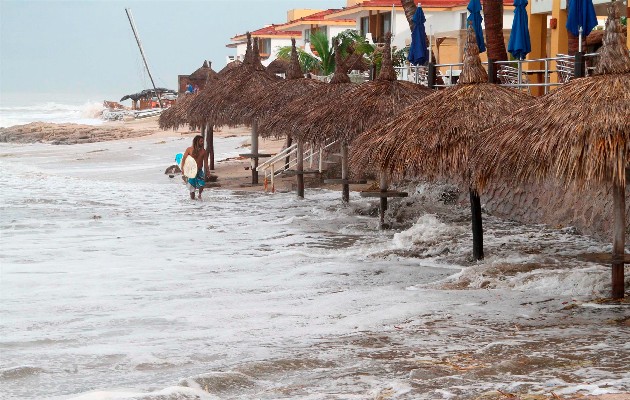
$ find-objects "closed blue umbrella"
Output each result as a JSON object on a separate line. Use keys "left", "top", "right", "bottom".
{"left": 466, "top": 0, "right": 486, "bottom": 53}
{"left": 508, "top": 0, "right": 532, "bottom": 60}
{"left": 408, "top": 6, "right": 429, "bottom": 65}
{"left": 566, "top": 0, "right": 598, "bottom": 37}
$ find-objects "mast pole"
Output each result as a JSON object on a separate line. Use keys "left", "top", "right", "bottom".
{"left": 125, "top": 8, "right": 163, "bottom": 108}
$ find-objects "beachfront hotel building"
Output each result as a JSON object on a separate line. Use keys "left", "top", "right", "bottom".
{"left": 226, "top": 0, "right": 628, "bottom": 80}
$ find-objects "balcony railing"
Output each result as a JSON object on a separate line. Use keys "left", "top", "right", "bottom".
{"left": 394, "top": 52, "right": 610, "bottom": 95}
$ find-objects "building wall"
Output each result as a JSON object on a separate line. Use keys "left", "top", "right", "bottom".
{"left": 262, "top": 38, "right": 294, "bottom": 66}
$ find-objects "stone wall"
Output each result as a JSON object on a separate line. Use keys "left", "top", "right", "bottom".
{"left": 475, "top": 180, "right": 630, "bottom": 242}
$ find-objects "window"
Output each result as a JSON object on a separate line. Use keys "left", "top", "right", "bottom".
{"left": 382, "top": 12, "right": 392, "bottom": 34}
{"left": 360, "top": 16, "right": 369, "bottom": 38}
{"left": 460, "top": 12, "right": 467, "bottom": 30}
{"left": 304, "top": 29, "right": 310, "bottom": 42}
{"left": 259, "top": 39, "right": 271, "bottom": 57}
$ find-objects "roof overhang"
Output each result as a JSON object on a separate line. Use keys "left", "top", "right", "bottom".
{"left": 278, "top": 19, "right": 356, "bottom": 30}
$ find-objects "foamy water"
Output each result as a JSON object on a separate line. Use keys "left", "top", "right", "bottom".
{"left": 0, "top": 102, "right": 107, "bottom": 128}
{"left": 0, "top": 135, "right": 628, "bottom": 399}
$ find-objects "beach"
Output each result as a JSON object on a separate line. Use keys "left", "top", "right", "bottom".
{"left": 0, "top": 117, "right": 628, "bottom": 399}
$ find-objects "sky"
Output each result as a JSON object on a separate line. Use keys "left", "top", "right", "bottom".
{"left": 0, "top": 0, "right": 342, "bottom": 106}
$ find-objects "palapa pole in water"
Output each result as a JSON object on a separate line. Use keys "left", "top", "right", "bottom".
{"left": 206, "top": 123, "right": 214, "bottom": 170}
{"left": 285, "top": 38, "right": 302, "bottom": 171}
{"left": 341, "top": 142, "right": 350, "bottom": 203}
{"left": 596, "top": 2, "right": 630, "bottom": 298}
{"left": 250, "top": 38, "right": 261, "bottom": 185}
{"left": 460, "top": 24, "right": 487, "bottom": 260}
{"left": 296, "top": 140, "right": 305, "bottom": 198}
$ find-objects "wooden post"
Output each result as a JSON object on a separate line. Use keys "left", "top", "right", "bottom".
{"left": 251, "top": 120, "right": 259, "bottom": 184}
{"left": 574, "top": 51, "right": 586, "bottom": 78}
{"left": 284, "top": 134, "right": 292, "bottom": 170}
{"left": 612, "top": 180, "right": 626, "bottom": 299}
{"left": 428, "top": 63, "right": 437, "bottom": 89}
{"left": 341, "top": 142, "right": 350, "bottom": 203}
{"left": 525, "top": 3, "right": 547, "bottom": 96}
{"left": 296, "top": 139, "right": 304, "bottom": 198}
{"left": 379, "top": 171, "right": 388, "bottom": 228}
{"left": 487, "top": 59, "right": 497, "bottom": 84}
{"left": 469, "top": 188, "right": 484, "bottom": 261}
{"left": 206, "top": 123, "right": 215, "bottom": 170}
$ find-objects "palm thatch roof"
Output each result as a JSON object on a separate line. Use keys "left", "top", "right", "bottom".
{"left": 267, "top": 58, "right": 291, "bottom": 75}
{"left": 189, "top": 34, "right": 280, "bottom": 127}
{"left": 298, "top": 33, "right": 432, "bottom": 147}
{"left": 218, "top": 60, "right": 243, "bottom": 76}
{"left": 190, "top": 60, "right": 218, "bottom": 81}
{"left": 351, "top": 25, "right": 533, "bottom": 181}
{"left": 220, "top": 38, "right": 325, "bottom": 128}
{"left": 471, "top": 2, "right": 630, "bottom": 191}
{"left": 258, "top": 38, "right": 355, "bottom": 139}
{"left": 158, "top": 92, "right": 202, "bottom": 130}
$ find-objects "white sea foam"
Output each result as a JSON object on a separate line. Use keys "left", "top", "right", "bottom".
{"left": 0, "top": 136, "right": 628, "bottom": 399}
{"left": 0, "top": 101, "right": 106, "bottom": 127}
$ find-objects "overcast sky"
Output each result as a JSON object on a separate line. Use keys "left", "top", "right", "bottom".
{"left": 0, "top": 0, "right": 342, "bottom": 105}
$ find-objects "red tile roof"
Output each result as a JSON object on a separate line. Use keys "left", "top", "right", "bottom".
{"left": 325, "top": 0, "right": 513, "bottom": 15}
{"left": 231, "top": 25, "right": 301, "bottom": 41}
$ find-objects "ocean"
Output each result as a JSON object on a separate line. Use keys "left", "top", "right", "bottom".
{"left": 0, "top": 102, "right": 107, "bottom": 128}
{"left": 0, "top": 132, "right": 629, "bottom": 399}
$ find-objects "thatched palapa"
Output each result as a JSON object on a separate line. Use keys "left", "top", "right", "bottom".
{"left": 158, "top": 92, "right": 202, "bottom": 130}
{"left": 352, "top": 26, "right": 532, "bottom": 182}
{"left": 191, "top": 34, "right": 280, "bottom": 127}
{"left": 351, "top": 25, "right": 533, "bottom": 260}
{"left": 299, "top": 33, "right": 432, "bottom": 147}
{"left": 222, "top": 38, "right": 324, "bottom": 128}
{"left": 471, "top": 2, "right": 630, "bottom": 298}
{"left": 259, "top": 38, "right": 355, "bottom": 139}
{"left": 266, "top": 58, "right": 291, "bottom": 75}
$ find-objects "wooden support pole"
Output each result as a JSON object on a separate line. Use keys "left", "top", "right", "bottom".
{"left": 251, "top": 120, "right": 259, "bottom": 184}
{"left": 284, "top": 134, "right": 292, "bottom": 171}
{"left": 296, "top": 139, "right": 305, "bottom": 198}
{"left": 487, "top": 59, "right": 497, "bottom": 84}
{"left": 469, "top": 188, "right": 484, "bottom": 261}
{"left": 206, "top": 123, "right": 215, "bottom": 170}
{"left": 341, "top": 142, "right": 350, "bottom": 203}
{"left": 574, "top": 51, "right": 586, "bottom": 78}
{"left": 612, "top": 180, "right": 626, "bottom": 299}
{"left": 428, "top": 63, "right": 437, "bottom": 89}
{"left": 379, "top": 171, "right": 388, "bottom": 228}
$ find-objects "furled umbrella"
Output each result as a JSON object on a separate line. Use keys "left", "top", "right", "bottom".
{"left": 566, "top": 0, "right": 598, "bottom": 50}
{"left": 408, "top": 5, "right": 429, "bottom": 65}
{"left": 300, "top": 33, "right": 433, "bottom": 204}
{"left": 259, "top": 39, "right": 356, "bottom": 198}
{"left": 507, "top": 0, "right": 532, "bottom": 60}
{"left": 467, "top": 0, "right": 486, "bottom": 53}
{"left": 472, "top": 1, "right": 630, "bottom": 298}
{"left": 352, "top": 25, "right": 533, "bottom": 260}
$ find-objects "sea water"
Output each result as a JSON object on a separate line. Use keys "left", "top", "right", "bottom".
{"left": 0, "top": 135, "right": 629, "bottom": 399}
{"left": 0, "top": 102, "right": 106, "bottom": 128}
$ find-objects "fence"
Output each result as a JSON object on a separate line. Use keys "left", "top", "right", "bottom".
{"left": 394, "top": 52, "right": 604, "bottom": 94}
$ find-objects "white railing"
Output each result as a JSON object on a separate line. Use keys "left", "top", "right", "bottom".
{"left": 259, "top": 139, "right": 338, "bottom": 192}
{"left": 394, "top": 52, "right": 609, "bottom": 94}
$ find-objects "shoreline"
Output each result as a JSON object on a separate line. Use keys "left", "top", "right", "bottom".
{"left": 0, "top": 117, "right": 367, "bottom": 195}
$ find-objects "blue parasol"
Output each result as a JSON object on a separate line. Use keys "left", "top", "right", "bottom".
{"left": 508, "top": 0, "right": 532, "bottom": 60}
{"left": 408, "top": 6, "right": 429, "bottom": 65}
{"left": 566, "top": 0, "right": 598, "bottom": 38}
{"left": 466, "top": 0, "right": 486, "bottom": 53}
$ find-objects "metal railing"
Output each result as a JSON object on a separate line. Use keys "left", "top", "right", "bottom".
{"left": 394, "top": 52, "right": 605, "bottom": 94}
{"left": 259, "top": 139, "right": 338, "bottom": 192}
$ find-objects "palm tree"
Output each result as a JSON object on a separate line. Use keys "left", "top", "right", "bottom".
{"left": 277, "top": 30, "right": 374, "bottom": 76}
{"left": 482, "top": 0, "right": 508, "bottom": 61}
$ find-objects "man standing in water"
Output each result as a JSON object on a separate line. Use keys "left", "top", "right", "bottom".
{"left": 181, "top": 135, "right": 209, "bottom": 200}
